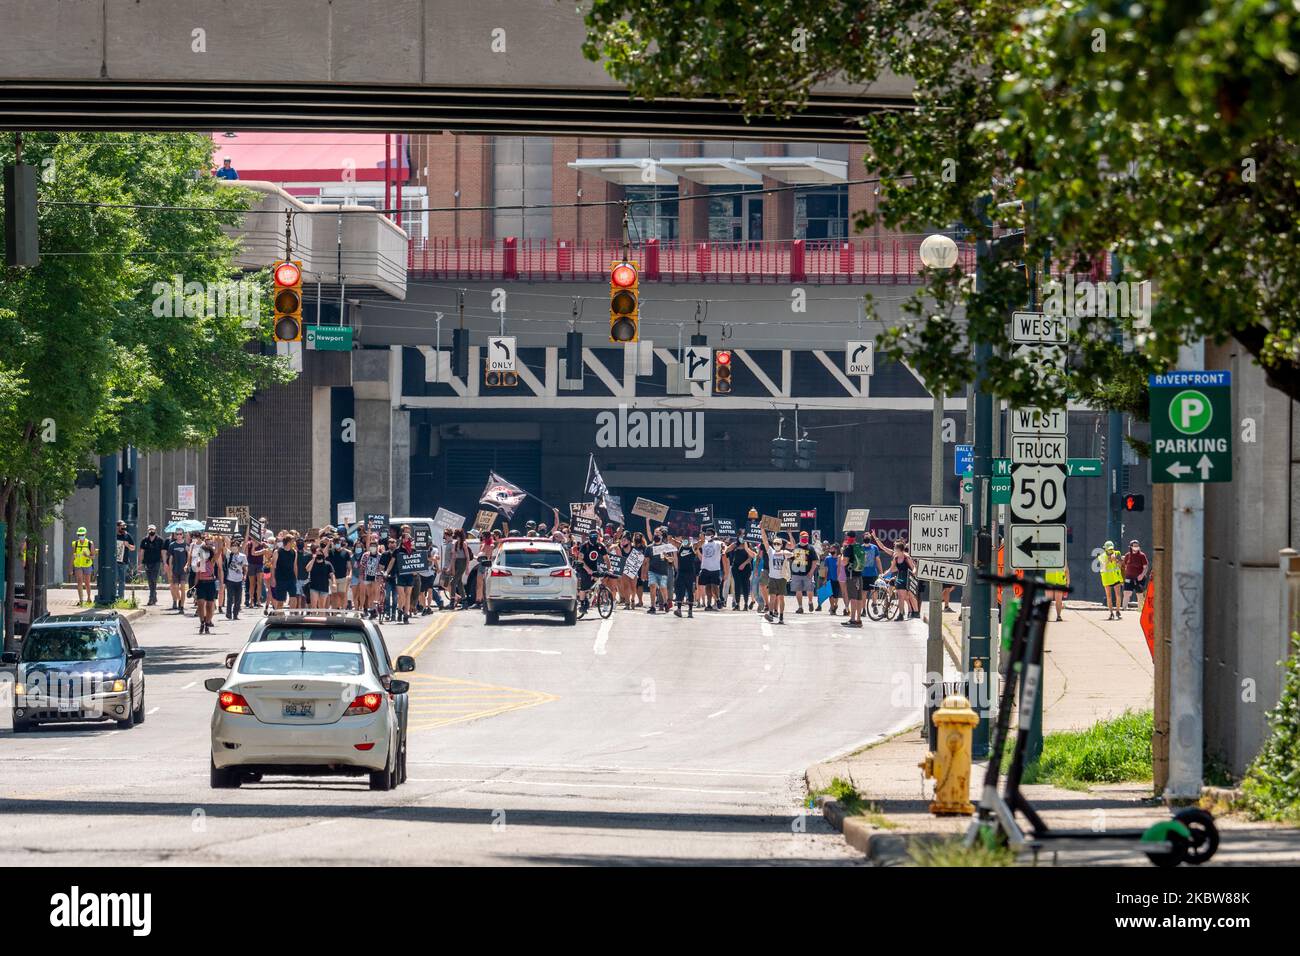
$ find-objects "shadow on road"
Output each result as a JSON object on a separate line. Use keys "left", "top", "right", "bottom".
{"left": 0, "top": 795, "right": 830, "bottom": 835}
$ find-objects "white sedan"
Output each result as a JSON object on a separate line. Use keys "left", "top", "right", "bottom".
{"left": 206, "top": 640, "right": 407, "bottom": 791}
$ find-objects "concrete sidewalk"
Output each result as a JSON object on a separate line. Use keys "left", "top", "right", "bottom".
{"left": 808, "top": 601, "right": 1300, "bottom": 865}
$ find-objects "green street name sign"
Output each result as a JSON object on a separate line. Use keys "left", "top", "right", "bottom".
{"left": 1067, "top": 458, "right": 1103, "bottom": 477}
{"left": 305, "top": 325, "right": 353, "bottom": 351}
{"left": 1149, "top": 371, "right": 1232, "bottom": 483}
{"left": 964, "top": 474, "right": 1012, "bottom": 504}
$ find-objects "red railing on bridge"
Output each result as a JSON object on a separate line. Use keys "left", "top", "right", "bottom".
{"left": 406, "top": 236, "right": 980, "bottom": 283}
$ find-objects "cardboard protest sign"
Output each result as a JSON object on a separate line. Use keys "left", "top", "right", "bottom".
{"left": 366, "top": 513, "right": 388, "bottom": 533}
{"left": 432, "top": 508, "right": 466, "bottom": 538}
{"left": 600, "top": 494, "right": 625, "bottom": 525}
{"left": 744, "top": 522, "right": 764, "bottom": 546}
{"left": 473, "top": 509, "right": 497, "bottom": 533}
{"left": 632, "top": 497, "right": 669, "bottom": 522}
{"left": 571, "top": 513, "right": 599, "bottom": 536}
{"left": 759, "top": 514, "right": 783, "bottom": 534}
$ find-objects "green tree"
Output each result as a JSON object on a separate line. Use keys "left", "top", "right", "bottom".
{"left": 0, "top": 132, "right": 291, "bottom": 639}
{"left": 582, "top": 0, "right": 1300, "bottom": 410}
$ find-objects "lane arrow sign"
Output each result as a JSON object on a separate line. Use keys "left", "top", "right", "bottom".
{"left": 1016, "top": 536, "right": 1062, "bottom": 559}
{"left": 1197, "top": 454, "right": 1213, "bottom": 479}
{"left": 1166, "top": 461, "right": 1192, "bottom": 478}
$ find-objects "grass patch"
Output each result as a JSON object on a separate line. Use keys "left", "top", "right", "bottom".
{"left": 1000, "top": 709, "right": 1154, "bottom": 789}
{"left": 908, "top": 837, "right": 1016, "bottom": 867}
{"left": 112, "top": 597, "right": 138, "bottom": 610}
{"left": 807, "top": 777, "right": 897, "bottom": 829}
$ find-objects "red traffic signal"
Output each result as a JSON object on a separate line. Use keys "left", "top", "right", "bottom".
{"left": 714, "top": 350, "right": 733, "bottom": 394}
{"left": 609, "top": 260, "right": 639, "bottom": 343}
{"left": 1124, "top": 494, "right": 1145, "bottom": 512}
{"left": 272, "top": 259, "right": 303, "bottom": 343}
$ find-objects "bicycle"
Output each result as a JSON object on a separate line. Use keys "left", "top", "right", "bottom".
{"left": 577, "top": 573, "right": 615, "bottom": 620}
{"left": 865, "top": 574, "right": 897, "bottom": 622}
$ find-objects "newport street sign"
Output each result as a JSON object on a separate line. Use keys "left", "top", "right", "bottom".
{"left": 305, "top": 325, "right": 352, "bottom": 351}
{"left": 1149, "top": 371, "right": 1232, "bottom": 483}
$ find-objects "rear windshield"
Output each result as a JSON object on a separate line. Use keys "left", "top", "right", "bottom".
{"left": 238, "top": 650, "right": 363, "bottom": 676}
{"left": 259, "top": 626, "right": 367, "bottom": 647}
{"left": 23, "top": 626, "right": 123, "bottom": 663}
{"left": 500, "top": 548, "right": 567, "bottom": 570}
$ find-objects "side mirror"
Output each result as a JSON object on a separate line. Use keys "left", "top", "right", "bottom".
{"left": 203, "top": 677, "right": 226, "bottom": 693}
{"left": 224, "top": 653, "right": 238, "bottom": 669}
{"left": 130, "top": 648, "right": 146, "bottom": 659}
{"left": 395, "top": 655, "right": 416, "bottom": 673}
{"left": 388, "top": 679, "right": 410, "bottom": 696}
{"left": 1, "top": 652, "right": 17, "bottom": 664}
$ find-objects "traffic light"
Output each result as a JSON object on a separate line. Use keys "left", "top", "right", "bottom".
{"left": 795, "top": 436, "right": 818, "bottom": 470}
{"left": 714, "top": 350, "right": 733, "bottom": 394}
{"left": 4, "top": 162, "right": 39, "bottom": 267}
{"left": 272, "top": 259, "right": 303, "bottom": 343}
{"left": 989, "top": 230, "right": 1029, "bottom": 304}
{"left": 770, "top": 437, "right": 794, "bottom": 469}
{"left": 1124, "top": 493, "right": 1145, "bottom": 512}
{"left": 484, "top": 360, "right": 518, "bottom": 388}
{"left": 609, "top": 260, "right": 639, "bottom": 343}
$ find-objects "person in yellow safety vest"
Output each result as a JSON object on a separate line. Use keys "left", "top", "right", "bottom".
{"left": 1044, "top": 565, "right": 1069, "bottom": 623}
{"left": 70, "top": 526, "right": 97, "bottom": 606}
{"left": 1099, "top": 539, "right": 1124, "bottom": 621}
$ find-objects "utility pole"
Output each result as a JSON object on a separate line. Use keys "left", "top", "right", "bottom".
{"left": 926, "top": 386, "right": 946, "bottom": 743}
{"left": 1166, "top": 338, "right": 1206, "bottom": 798}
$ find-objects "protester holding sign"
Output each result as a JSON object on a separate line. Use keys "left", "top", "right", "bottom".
{"left": 698, "top": 530, "right": 728, "bottom": 611}
{"left": 672, "top": 534, "right": 700, "bottom": 618}
{"left": 645, "top": 523, "right": 673, "bottom": 614}
{"left": 394, "top": 529, "right": 418, "bottom": 623}
{"left": 760, "top": 527, "right": 792, "bottom": 624}
{"left": 789, "top": 531, "right": 819, "bottom": 613}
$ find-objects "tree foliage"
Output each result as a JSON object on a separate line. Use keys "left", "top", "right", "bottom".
{"left": 583, "top": 0, "right": 1300, "bottom": 409}
{"left": 0, "top": 133, "right": 292, "bottom": 632}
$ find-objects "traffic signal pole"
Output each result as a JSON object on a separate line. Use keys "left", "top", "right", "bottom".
{"left": 968, "top": 205, "right": 994, "bottom": 757}
{"left": 1106, "top": 253, "right": 1124, "bottom": 545}
{"left": 95, "top": 453, "right": 118, "bottom": 607}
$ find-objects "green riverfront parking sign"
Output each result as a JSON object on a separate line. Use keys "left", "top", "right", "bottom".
{"left": 1149, "top": 371, "right": 1232, "bottom": 483}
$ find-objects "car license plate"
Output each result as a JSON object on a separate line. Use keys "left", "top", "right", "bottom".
{"left": 523, "top": 575, "right": 539, "bottom": 586}
{"left": 57, "top": 700, "right": 78, "bottom": 712}
{"left": 283, "top": 700, "right": 314, "bottom": 718}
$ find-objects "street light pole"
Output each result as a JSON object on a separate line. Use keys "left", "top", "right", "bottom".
{"left": 918, "top": 234, "right": 960, "bottom": 743}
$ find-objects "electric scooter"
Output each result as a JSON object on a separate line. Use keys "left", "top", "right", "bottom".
{"left": 965, "top": 572, "right": 1219, "bottom": 867}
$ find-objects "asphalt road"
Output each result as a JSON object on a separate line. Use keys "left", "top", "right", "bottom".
{"left": 0, "top": 600, "right": 927, "bottom": 865}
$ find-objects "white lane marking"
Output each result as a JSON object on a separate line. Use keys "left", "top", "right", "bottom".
{"left": 760, "top": 621, "right": 773, "bottom": 638}
{"left": 412, "top": 760, "right": 790, "bottom": 778}
{"left": 455, "top": 648, "right": 562, "bottom": 655}
{"left": 706, "top": 708, "right": 729, "bottom": 719}
{"left": 757, "top": 685, "right": 768, "bottom": 694}
{"left": 639, "top": 731, "right": 664, "bottom": 738}
{"left": 146, "top": 707, "right": 161, "bottom": 715}
{"left": 762, "top": 643, "right": 770, "bottom": 652}
{"left": 593, "top": 617, "right": 614, "bottom": 656}
{"left": 181, "top": 681, "right": 197, "bottom": 690}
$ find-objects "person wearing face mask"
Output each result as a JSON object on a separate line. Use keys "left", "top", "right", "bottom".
{"left": 361, "top": 539, "right": 382, "bottom": 618}
{"left": 644, "top": 522, "right": 671, "bottom": 614}
{"left": 137, "top": 524, "right": 165, "bottom": 606}
{"left": 270, "top": 534, "right": 298, "bottom": 612}
{"left": 70, "top": 526, "right": 97, "bottom": 606}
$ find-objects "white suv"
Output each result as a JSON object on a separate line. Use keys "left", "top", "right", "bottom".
{"left": 485, "top": 538, "right": 578, "bottom": 626}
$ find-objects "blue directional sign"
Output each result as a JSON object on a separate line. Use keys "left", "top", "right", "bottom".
{"left": 955, "top": 443, "right": 973, "bottom": 477}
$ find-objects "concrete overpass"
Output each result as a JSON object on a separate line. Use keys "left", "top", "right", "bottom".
{"left": 0, "top": 0, "right": 911, "bottom": 139}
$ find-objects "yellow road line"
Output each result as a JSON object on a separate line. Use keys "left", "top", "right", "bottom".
{"left": 400, "top": 612, "right": 454, "bottom": 659}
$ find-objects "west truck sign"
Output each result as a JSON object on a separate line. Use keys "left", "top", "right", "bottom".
{"left": 1150, "top": 370, "right": 1232, "bottom": 483}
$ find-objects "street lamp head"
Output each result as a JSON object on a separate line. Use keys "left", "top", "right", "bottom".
{"left": 919, "top": 234, "right": 959, "bottom": 269}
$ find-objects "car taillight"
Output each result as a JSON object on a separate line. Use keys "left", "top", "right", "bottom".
{"left": 490, "top": 567, "right": 512, "bottom": 577}
{"left": 344, "top": 692, "right": 383, "bottom": 716}
{"left": 550, "top": 567, "right": 573, "bottom": 577}
{"left": 218, "top": 691, "right": 255, "bottom": 716}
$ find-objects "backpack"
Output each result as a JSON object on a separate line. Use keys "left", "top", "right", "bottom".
{"left": 847, "top": 543, "right": 867, "bottom": 573}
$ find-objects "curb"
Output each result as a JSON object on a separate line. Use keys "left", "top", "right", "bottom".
{"left": 819, "top": 798, "right": 943, "bottom": 865}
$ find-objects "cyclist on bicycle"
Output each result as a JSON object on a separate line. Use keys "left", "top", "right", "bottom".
{"left": 578, "top": 529, "right": 606, "bottom": 612}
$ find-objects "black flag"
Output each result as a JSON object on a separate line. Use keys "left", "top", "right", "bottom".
{"left": 479, "top": 472, "right": 528, "bottom": 518}
{"left": 585, "top": 454, "right": 608, "bottom": 500}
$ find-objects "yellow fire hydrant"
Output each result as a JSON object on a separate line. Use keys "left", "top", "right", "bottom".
{"left": 919, "top": 694, "right": 978, "bottom": 815}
